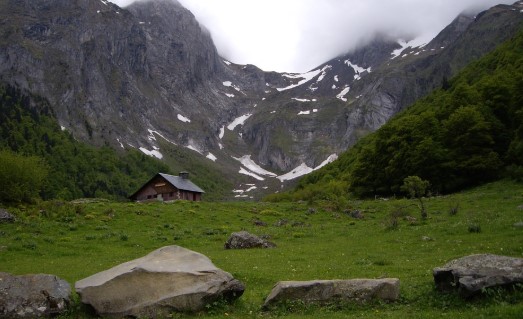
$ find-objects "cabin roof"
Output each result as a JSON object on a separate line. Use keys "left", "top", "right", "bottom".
{"left": 129, "top": 172, "right": 205, "bottom": 200}
{"left": 158, "top": 173, "right": 205, "bottom": 193}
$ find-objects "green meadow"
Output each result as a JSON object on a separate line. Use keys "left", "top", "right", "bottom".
{"left": 1, "top": 180, "right": 523, "bottom": 318}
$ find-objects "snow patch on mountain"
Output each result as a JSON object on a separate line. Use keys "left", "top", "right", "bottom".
{"left": 277, "top": 69, "right": 322, "bottom": 92}
{"left": 292, "top": 98, "right": 316, "bottom": 102}
{"left": 298, "top": 109, "right": 318, "bottom": 115}
{"left": 277, "top": 163, "right": 313, "bottom": 182}
{"left": 177, "top": 114, "right": 191, "bottom": 123}
{"left": 227, "top": 114, "right": 252, "bottom": 130}
{"left": 345, "top": 60, "right": 371, "bottom": 80}
{"left": 116, "top": 138, "right": 124, "bottom": 149}
{"left": 316, "top": 65, "right": 332, "bottom": 82}
{"left": 233, "top": 184, "right": 257, "bottom": 196}
{"left": 186, "top": 143, "right": 202, "bottom": 155}
{"left": 223, "top": 81, "right": 242, "bottom": 93}
{"left": 391, "top": 36, "right": 430, "bottom": 59}
{"left": 219, "top": 126, "right": 225, "bottom": 139}
{"left": 206, "top": 152, "right": 217, "bottom": 162}
{"left": 147, "top": 129, "right": 176, "bottom": 145}
{"left": 139, "top": 146, "right": 163, "bottom": 159}
{"left": 336, "top": 86, "right": 350, "bottom": 102}
{"left": 277, "top": 154, "right": 338, "bottom": 182}
{"left": 239, "top": 167, "right": 264, "bottom": 181}
{"left": 234, "top": 155, "right": 277, "bottom": 177}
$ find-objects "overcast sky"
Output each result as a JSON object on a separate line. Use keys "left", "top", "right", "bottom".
{"left": 112, "top": 0, "right": 514, "bottom": 72}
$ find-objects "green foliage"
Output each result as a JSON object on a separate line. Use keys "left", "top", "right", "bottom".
{"left": 275, "top": 27, "right": 523, "bottom": 201}
{"left": 0, "top": 150, "right": 48, "bottom": 203}
{"left": 401, "top": 176, "right": 430, "bottom": 199}
{"left": 0, "top": 84, "right": 170, "bottom": 201}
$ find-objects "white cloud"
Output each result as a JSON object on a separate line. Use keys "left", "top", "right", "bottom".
{"left": 112, "top": 0, "right": 514, "bottom": 72}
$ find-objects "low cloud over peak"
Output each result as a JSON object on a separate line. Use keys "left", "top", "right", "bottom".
{"left": 112, "top": 0, "right": 515, "bottom": 72}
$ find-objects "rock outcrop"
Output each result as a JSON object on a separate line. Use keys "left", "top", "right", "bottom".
{"left": 433, "top": 254, "right": 523, "bottom": 298}
{"left": 263, "top": 278, "right": 400, "bottom": 309}
{"left": 224, "top": 231, "right": 276, "bottom": 249}
{"left": 0, "top": 272, "right": 71, "bottom": 318}
{"left": 75, "top": 245, "right": 244, "bottom": 317}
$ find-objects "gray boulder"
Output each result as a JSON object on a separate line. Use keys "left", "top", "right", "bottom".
{"left": 75, "top": 245, "right": 244, "bottom": 318}
{"left": 0, "top": 208, "right": 15, "bottom": 223}
{"left": 263, "top": 278, "right": 400, "bottom": 309}
{"left": 0, "top": 272, "right": 71, "bottom": 318}
{"left": 224, "top": 231, "right": 276, "bottom": 249}
{"left": 433, "top": 254, "right": 523, "bottom": 298}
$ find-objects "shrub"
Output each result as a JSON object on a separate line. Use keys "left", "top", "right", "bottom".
{"left": 0, "top": 150, "right": 48, "bottom": 203}
{"left": 468, "top": 223, "right": 482, "bottom": 233}
{"left": 449, "top": 204, "right": 459, "bottom": 216}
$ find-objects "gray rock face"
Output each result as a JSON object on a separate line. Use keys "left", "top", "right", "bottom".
{"left": 433, "top": 254, "right": 523, "bottom": 297}
{"left": 0, "top": 208, "right": 15, "bottom": 223}
{"left": 75, "top": 245, "right": 244, "bottom": 317}
{"left": 0, "top": 272, "right": 71, "bottom": 318}
{"left": 224, "top": 231, "right": 276, "bottom": 249}
{"left": 263, "top": 279, "right": 400, "bottom": 309}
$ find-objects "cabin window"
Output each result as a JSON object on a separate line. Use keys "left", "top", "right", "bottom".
{"left": 169, "top": 192, "right": 174, "bottom": 197}
{"left": 147, "top": 195, "right": 152, "bottom": 199}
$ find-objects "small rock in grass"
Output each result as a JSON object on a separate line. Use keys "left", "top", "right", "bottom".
{"left": 0, "top": 208, "right": 15, "bottom": 223}
{"left": 224, "top": 231, "right": 276, "bottom": 249}
{"left": 513, "top": 221, "right": 523, "bottom": 228}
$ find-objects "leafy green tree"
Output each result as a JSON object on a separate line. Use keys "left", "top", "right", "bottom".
{"left": 400, "top": 176, "right": 430, "bottom": 220}
{"left": 0, "top": 150, "right": 48, "bottom": 203}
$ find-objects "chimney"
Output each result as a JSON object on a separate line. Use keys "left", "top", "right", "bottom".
{"left": 179, "top": 172, "right": 189, "bottom": 179}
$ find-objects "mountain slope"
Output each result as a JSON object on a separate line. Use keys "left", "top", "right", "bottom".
{"left": 273, "top": 24, "right": 523, "bottom": 201}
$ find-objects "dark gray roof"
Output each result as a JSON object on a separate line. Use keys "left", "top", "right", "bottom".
{"left": 159, "top": 173, "right": 205, "bottom": 193}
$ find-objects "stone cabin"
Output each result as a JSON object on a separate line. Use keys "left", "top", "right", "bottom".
{"left": 129, "top": 172, "right": 205, "bottom": 202}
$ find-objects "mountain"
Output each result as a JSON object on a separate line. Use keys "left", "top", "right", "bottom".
{"left": 1, "top": 0, "right": 522, "bottom": 199}
{"left": 273, "top": 21, "right": 523, "bottom": 201}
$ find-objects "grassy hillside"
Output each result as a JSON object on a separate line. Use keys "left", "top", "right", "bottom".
{"left": 1, "top": 180, "right": 522, "bottom": 318}
{"left": 274, "top": 26, "right": 523, "bottom": 202}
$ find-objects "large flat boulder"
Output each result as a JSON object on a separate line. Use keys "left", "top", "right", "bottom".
{"left": 0, "top": 272, "right": 71, "bottom": 318}
{"left": 433, "top": 254, "right": 523, "bottom": 298}
{"left": 75, "top": 246, "right": 245, "bottom": 318}
{"left": 263, "top": 278, "right": 400, "bottom": 309}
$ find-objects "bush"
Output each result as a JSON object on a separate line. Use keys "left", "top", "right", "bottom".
{"left": 0, "top": 150, "right": 48, "bottom": 203}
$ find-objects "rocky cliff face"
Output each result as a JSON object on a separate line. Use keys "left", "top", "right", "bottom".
{"left": 1, "top": 0, "right": 522, "bottom": 198}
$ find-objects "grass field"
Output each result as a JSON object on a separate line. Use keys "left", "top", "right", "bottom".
{"left": 1, "top": 180, "right": 523, "bottom": 318}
